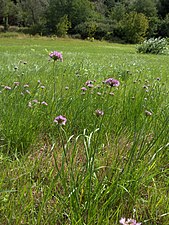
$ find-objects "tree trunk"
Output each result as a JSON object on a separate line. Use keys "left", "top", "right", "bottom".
{"left": 3, "top": 16, "right": 9, "bottom": 32}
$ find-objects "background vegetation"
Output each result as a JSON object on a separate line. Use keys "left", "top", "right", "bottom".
{"left": 1, "top": 0, "right": 169, "bottom": 43}
{"left": 0, "top": 37, "right": 169, "bottom": 224}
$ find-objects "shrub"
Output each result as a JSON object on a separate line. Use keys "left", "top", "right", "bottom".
{"left": 136, "top": 37, "right": 169, "bottom": 54}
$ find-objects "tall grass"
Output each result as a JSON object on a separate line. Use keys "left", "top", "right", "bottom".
{"left": 0, "top": 37, "right": 168, "bottom": 224}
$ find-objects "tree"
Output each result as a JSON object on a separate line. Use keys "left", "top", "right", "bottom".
{"left": 45, "top": 0, "right": 69, "bottom": 33}
{"left": 158, "top": 14, "right": 169, "bottom": 37}
{"left": 56, "top": 15, "right": 71, "bottom": 37}
{"left": 131, "top": 0, "right": 157, "bottom": 17}
{"left": 46, "top": 0, "right": 95, "bottom": 34}
{"left": 69, "top": 0, "right": 95, "bottom": 28}
{"left": 109, "top": 2, "right": 126, "bottom": 22}
{"left": 0, "top": 0, "right": 18, "bottom": 31}
{"left": 16, "top": 0, "right": 49, "bottom": 26}
{"left": 121, "top": 12, "right": 149, "bottom": 43}
{"left": 157, "top": 0, "right": 169, "bottom": 18}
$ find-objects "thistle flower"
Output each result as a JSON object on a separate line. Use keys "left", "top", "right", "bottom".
{"left": 119, "top": 217, "right": 141, "bottom": 225}
{"left": 81, "top": 87, "right": 87, "bottom": 91}
{"left": 49, "top": 51, "right": 63, "bottom": 61}
{"left": 4, "top": 86, "right": 12, "bottom": 90}
{"left": 41, "top": 101, "right": 48, "bottom": 106}
{"left": 105, "top": 78, "right": 120, "bottom": 87}
{"left": 54, "top": 115, "right": 67, "bottom": 125}
{"left": 87, "top": 83, "right": 94, "bottom": 88}
{"left": 85, "top": 80, "right": 93, "bottom": 86}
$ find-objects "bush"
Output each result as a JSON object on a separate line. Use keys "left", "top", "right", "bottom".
{"left": 136, "top": 37, "right": 168, "bottom": 54}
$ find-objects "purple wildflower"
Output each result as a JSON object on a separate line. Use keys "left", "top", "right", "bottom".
{"left": 120, "top": 217, "right": 141, "bottom": 225}
{"left": 54, "top": 115, "right": 67, "bottom": 125}
{"left": 85, "top": 80, "right": 93, "bottom": 86}
{"left": 95, "top": 109, "right": 104, "bottom": 117}
{"left": 81, "top": 87, "right": 87, "bottom": 91}
{"left": 105, "top": 78, "right": 120, "bottom": 87}
{"left": 4, "top": 86, "right": 12, "bottom": 90}
{"left": 87, "top": 83, "right": 94, "bottom": 88}
{"left": 41, "top": 101, "right": 48, "bottom": 106}
{"left": 49, "top": 51, "right": 63, "bottom": 61}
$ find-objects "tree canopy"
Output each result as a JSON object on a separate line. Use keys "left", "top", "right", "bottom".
{"left": 0, "top": 0, "right": 169, "bottom": 43}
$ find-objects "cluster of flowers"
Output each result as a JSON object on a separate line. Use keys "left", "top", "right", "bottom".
{"left": 49, "top": 51, "right": 63, "bottom": 62}
{"left": 120, "top": 218, "right": 141, "bottom": 225}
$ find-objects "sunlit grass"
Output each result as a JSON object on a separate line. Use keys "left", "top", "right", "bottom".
{"left": 0, "top": 36, "right": 169, "bottom": 225}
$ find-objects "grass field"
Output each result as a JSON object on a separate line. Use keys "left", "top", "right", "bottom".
{"left": 0, "top": 36, "right": 169, "bottom": 225}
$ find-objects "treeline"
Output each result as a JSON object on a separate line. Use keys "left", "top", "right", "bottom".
{"left": 0, "top": 0, "right": 169, "bottom": 43}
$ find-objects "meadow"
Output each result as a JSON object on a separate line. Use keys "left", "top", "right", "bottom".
{"left": 0, "top": 36, "right": 169, "bottom": 225}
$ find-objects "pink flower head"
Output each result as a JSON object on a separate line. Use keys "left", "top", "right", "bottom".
{"left": 54, "top": 115, "right": 67, "bottom": 125}
{"left": 85, "top": 80, "right": 93, "bottom": 86}
{"left": 49, "top": 51, "right": 63, "bottom": 61}
{"left": 41, "top": 101, "right": 48, "bottom": 106}
{"left": 87, "top": 83, "right": 94, "bottom": 88}
{"left": 105, "top": 78, "right": 120, "bottom": 87}
{"left": 81, "top": 87, "right": 87, "bottom": 91}
{"left": 120, "top": 217, "right": 141, "bottom": 225}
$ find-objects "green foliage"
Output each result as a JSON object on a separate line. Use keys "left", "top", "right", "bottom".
{"left": 158, "top": 14, "right": 169, "bottom": 37}
{"left": 56, "top": 15, "right": 71, "bottom": 37}
{"left": 121, "top": 12, "right": 149, "bottom": 43}
{"left": 136, "top": 37, "right": 169, "bottom": 54}
{"left": 1, "top": 0, "right": 169, "bottom": 42}
{"left": 109, "top": 2, "right": 127, "bottom": 21}
{"left": 69, "top": 0, "right": 95, "bottom": 28}
{"left": 131, "top": 0, "right": 157, "bottom": 17}
{"left": 157, "top": 0, "right": 169, "bottom": 18}
{"left": 74, "top": 21, "right": 97, "bottom": 39}
{"left": 147, "top": 16, "right": 160, "bottom": 38}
